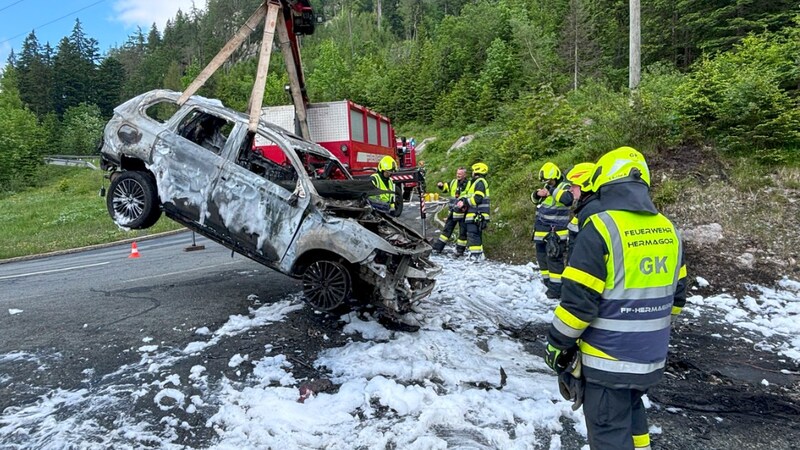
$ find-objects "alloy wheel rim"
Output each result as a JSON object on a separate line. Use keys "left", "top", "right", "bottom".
{"left": 303, "top": 261, "right": 350, "bottom": 311}
{"left": 112, "top": 179, "right": 145, "bottom": 221}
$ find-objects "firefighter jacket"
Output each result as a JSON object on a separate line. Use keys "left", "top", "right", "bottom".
{"left": 369, "top": 173, "right": 395, "bottom": 212}
{"left": 441, "top": 178, "right": 471, "bottom": 219}
{"left": 463, "top": 176, "right": 490, "bottom": 223}
{"left": 566, "top": 216, "right": 579, "bottom": 260}
{"left": 567, "top": 193, "right": 596, "bottom": 259}
{"left": 534, "top": 180, "right": 574, "bottom": 242}
{"left": 547, "top": 181, "right": 687, "bottom": 390}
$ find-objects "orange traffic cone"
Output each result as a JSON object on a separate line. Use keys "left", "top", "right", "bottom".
{"left": 129, "top": 242, "right": 141, "bottom": 259}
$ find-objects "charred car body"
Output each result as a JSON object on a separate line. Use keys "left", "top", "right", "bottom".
{"left": 100, "top": 90, "right": 440, "bottom": 321}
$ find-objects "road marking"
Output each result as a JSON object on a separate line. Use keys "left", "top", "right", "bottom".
{"left": 122, "top": 260, "right": 244, "bottom": 283}
{"left": 0, "top": 261, "right": 111, "bottom": 280}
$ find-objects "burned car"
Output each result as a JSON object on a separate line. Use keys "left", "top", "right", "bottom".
{"left": 100, "top": 90, "right": 440, "bottom": 323}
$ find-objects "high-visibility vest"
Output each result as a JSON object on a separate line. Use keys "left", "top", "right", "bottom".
{"left": 370, "top": 173, "right": 395, "bottom": 206}
{"left": 464, "top": 177, "right": 490, "bottom": 223}
{"left": 556, "top": 210, "right": 684, "bottom": 386}
{"left": 443, "top": 178, "right": 471, "bottom": 219}
{"left": 537, "top": 180, "right": 572, "bottom": 229}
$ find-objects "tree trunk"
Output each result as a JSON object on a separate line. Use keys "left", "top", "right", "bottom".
{"left": 574, "top": 12, "right": 579, "bottom": 91}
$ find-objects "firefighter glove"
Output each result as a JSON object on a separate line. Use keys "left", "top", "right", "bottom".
{"left": 544, "top": 343, "right": 573, "bottom": 374}
{"left": 545, "top": 232, "right": 562, "bottom": 258}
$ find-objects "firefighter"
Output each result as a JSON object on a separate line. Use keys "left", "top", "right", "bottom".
{"left": 432, "top": 167, "right": 472, "bottom": 255}
{"left": 565, "top": 162, "right": 596, "bottom": 261}
{"left": 544, "top": 147, "right": 687, "bottom": 450}
{"left": 370, "top": 156, "right": 399, "bottom": 217}
{"left": 533, "top": 162, "right": 574, "bottom": 299}
{"left": 455, "top": 162, "right": 490, "bottom": 261}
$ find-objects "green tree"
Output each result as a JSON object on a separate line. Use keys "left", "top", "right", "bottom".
{"left": 307, "top": 40, "right": 349, "bottom": 101}
{"left": 678, "top": 30, "right": 800, "bottom": 159}
{"left": 15, "top": 31, "right": 54, "bottom": 117}
{"left": 0, "top": 67, "right": 47, "bottom": 189}
{"left": 432, "top": 1, "right": 512, "bottom": 88}
{"left": 52, "top": 20, "right": 100, "bottom": 116}
{"left": 643, "top": 0, "right": 799, "bottom": 69}
{"left": 95, "top": 56, "right": 126, "bottom": 117}
{"left": 475, "top": 38, "right": 521, "bottom": 122}
{"left": 59, "top": 103, "right": 105, "bottom": 155}
{"left": 558, "top": 0, "right": 600, "bottom": 91}
{"left": 39, "top": 112, "right": 62, "bottom": 156}
{"left": 113, "top": 28, "right": 148, "bottom": 97}
{"left": 398, "top": 0, "right": 426, "bottom": 40}
{"left": 509, "top": 13, "right": 562, "bottom": 88}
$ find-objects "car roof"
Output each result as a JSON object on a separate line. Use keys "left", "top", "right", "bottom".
{"left": 128, "top": 89, "right": 336, "bottom": 160}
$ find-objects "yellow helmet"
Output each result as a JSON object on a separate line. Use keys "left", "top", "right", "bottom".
{"left": 472, "top": 162, "right": 489, "bottom": 175}
{"left": 590, "top": 146, "right": 651, "bottom": 192}
{"left": 538, "top": 162, "right": 561, "bottom": 181}
{"left": 378, "top": 155, "right": 397, "bottom": 172}
{"left": 566, "top": 162, "right": 595, "bottom": 191}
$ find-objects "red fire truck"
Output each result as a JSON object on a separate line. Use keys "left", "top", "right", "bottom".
{"left": 394, "top": 136, "right": 420, "bottom": 201}
{"left": 256, "top": 102, "right": 423, "bottom": 201}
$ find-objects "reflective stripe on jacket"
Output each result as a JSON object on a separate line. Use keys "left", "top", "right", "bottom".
{"left": 464, "top": 177, "right": 490, "bottom": 223}
{"left": 550, "top": 209, "right": 687, "bottom": 389}
{"left": 535, "top": 180, "right": 572, "bottom": 232}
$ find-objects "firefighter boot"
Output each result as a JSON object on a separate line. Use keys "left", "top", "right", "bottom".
{"left": 545, "top": 284, "right": 561, "bottom": 299}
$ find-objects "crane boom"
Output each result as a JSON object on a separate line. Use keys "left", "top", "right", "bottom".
{"left": 177, "top": 0, "right": 316, "bottom": 138}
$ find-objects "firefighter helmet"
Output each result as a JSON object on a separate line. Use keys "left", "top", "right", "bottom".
{"left": 539, "top": 162, "right": 561, "bottom": 181}
{"left": 378, "top": 156, "right": 397, "bottom": 172}
{"left": 566, "top": 163, "right": 596, "bottom": 191}
{"left": 472, "top": 162, "right": 489, "bottom": 175}
{"left": 590, "top": 147, "right": 650, "bottom": 192}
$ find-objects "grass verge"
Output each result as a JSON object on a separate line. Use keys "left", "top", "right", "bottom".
{"left": 0, "top": 166, "right": 182, "bottom": 260}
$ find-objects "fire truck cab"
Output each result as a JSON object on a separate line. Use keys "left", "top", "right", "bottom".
{"left": 396, "top": 136, "right": 418, "bottom": 168}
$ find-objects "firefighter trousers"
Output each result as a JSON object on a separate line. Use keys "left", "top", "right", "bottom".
{"left": 583, "top": 382, "right": 651, "bottom": 450}
{"left": 432, "top": 214, "right": 467, "bottom": 254}
{"left": 535, "top": 240, "right": 567, "bottom": 296}
{"left": 465, "top": 222, "right": 483, "bottom": 257}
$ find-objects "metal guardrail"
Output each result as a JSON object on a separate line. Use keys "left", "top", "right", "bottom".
{"left": 43, "top": 155, "right": 99, "bottom": 170}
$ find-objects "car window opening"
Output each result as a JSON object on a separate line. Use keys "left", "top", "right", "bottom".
{"left": 177, "top": 110, "right": 233, "bottom": 155}
{"left": 144, "top": 100, "right": 179, "bottom": 123}
{"left": 237, "top": 132, "right": 299, "bottom": 191}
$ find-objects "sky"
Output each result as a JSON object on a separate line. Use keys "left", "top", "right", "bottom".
{"left": 0, "top": 0, "right": 208, "bottom": 66}
{"left": 2, "top": 249, "right": 800, "bottom": 447}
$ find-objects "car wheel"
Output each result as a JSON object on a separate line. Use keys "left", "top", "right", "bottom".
{"left": 107, "top": 171, "right": 161, "bottom": 229}
{"left": 394, "top": 184, "right": 404, "bottom": 215}
{"left": 302, "top": 260, "right": 352, "bottom": 313}
{"left": 402, "top": 184, "right": 413, "bottom": 202}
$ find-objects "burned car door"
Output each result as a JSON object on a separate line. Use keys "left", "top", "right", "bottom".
{"left": 208, "top": 131, "right": 311, "bottom": 263}
{"left": 151, "top": 108, "right": 235, "bottom": 226}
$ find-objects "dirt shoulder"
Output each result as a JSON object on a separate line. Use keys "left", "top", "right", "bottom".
{"left": 651, "top": 316, "right": 800, "bottom": 449}
{"left": 653, "top": 145, "right": 800, "bottom": 296}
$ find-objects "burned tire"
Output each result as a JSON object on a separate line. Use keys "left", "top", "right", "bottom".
{"left": 393, "top": 184, "right": 404, "bottom": 216}
{"left": 302, "top": 260, "right": 352, "bottom": 313}
{"left": 402, "top": 184, "right": 413, "bottom": 202}
{"left": 107, "top": 171, "right": 161, "bottom": 229}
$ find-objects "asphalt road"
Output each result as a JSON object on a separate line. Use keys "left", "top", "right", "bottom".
{"left": 0, "top": 202, "right": 435, "bottom": 408}
{"left": 0, "top": 231, "right": 301, "bottom": 410}
{"left": 0, "top": 203, "right": 441, "bottom": 447}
